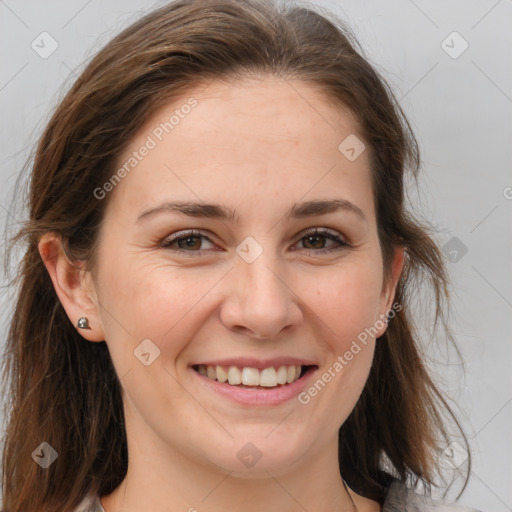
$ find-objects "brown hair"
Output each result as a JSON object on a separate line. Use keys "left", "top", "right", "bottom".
{"left": 1, "top": 0, "right": 469, "bottom": 510}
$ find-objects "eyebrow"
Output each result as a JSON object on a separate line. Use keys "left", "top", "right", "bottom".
{"left": 136, "top": 198, "right": 367, "bottom": 224}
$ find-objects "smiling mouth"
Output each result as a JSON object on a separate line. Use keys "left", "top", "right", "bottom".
{"left": 192, "top": 364, "right": 316, "bottom": 389}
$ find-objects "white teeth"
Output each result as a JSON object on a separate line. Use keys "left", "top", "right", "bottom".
{"left": 206, "top": 365, "right": 217, "bottom": 380}
{"left": 286, "top": 366, "right": 296, "bottom": 383}
{"left": 276, "top": 366, "right": 287, "bottom": 384}
{"left": 241, "top": 367, "right": 260, "bottom": 386}
{"left": 227, "top": 366, "right": 242, "bottom": 385}
{"left": 216, "top": 365, "right": 228, "bottom": 383}
{"left": 195, "top": 364, "right": 305, "bottom": 387}
{"left": 259, "top": 367, "right": 278, "bottom": 387}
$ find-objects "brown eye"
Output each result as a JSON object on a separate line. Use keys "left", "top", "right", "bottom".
{"left": 175, "top": 235, "right": 202, "bottom": 250}
{"left": 295, "top": 228, "right": 349, "bottom": 254}
{"left": 160, "top": 230, "right": 215, "bottom": 254}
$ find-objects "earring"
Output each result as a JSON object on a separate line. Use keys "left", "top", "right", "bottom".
{"left": 77, "top": 316, "right": 90, "bottom": 329}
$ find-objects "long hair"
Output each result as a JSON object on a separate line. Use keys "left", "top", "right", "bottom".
{"left": 1, "top": 0, "right": 469, "bottom": 510}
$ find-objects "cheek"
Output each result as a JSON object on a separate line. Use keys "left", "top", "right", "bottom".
{"left": 95, "top": 260, "right": 219, "bottom": 423}
{"left": 294, "top": 259, "right": 382, "bottom": 412}
{"left": 302, "top": 258, "right": 383, "bottom": 343}
{"left": 96, "top": 257, "right": 222, "bottom": 358}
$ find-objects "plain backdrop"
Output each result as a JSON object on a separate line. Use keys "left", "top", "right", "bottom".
{"left": 0, "top": 1, "right": 511, "bottom": 511}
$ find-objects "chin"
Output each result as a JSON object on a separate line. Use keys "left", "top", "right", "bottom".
{"left": 203, "top": 433, "right": 310, "bottom": 478}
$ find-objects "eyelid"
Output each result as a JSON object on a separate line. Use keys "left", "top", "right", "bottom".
{"left": 294, "top": 227, "right": 350, "bottom": 252}
{"left": 160, "top": 229, "right": 216, "bottom": 250}
{"left": 297, "top": 226, "right": 344, "bottom": 241}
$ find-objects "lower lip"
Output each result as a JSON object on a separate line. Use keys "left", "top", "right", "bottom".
{"left": 190, "top": 366, "right": 318, "bottom": 406}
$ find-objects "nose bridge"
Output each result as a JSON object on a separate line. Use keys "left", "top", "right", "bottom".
{"left": 239, "top": 249, "right": 284, "bottom": 301}
{"left": 221, "top": 235, "right": 300, "bottom": 338}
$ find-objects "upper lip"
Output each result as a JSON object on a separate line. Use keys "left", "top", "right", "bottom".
{"left": 191, "top": 357, "right": 317, "bottom": 370}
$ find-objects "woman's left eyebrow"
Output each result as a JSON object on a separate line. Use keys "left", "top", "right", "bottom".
{"left": 136, "top": 199, "right": 367, "bottom": 224}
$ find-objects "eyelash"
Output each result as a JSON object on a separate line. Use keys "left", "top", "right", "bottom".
{"left": 159, "top": 228, "right": 350, "bottom": 256}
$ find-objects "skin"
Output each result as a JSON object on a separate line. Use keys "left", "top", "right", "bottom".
{"left": 39, "top": 75, "right": 404, "bottom": 512}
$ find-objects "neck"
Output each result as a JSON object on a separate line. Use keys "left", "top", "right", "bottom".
{"left": 98, "top": 407, "right": 379, "bottom": 512}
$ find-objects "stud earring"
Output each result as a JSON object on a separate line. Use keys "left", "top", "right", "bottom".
{"left": 77, "top": 316, "right": 90, "bottom": 329}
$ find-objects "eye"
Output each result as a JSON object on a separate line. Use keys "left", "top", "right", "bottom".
{"left": 293, "top": 228, "right": 350, "bottom": 254}
{"left": 160, "top": 228, "right": 349, "bottom": 256}
{"left": 160, "top": 230, "right": 215, "bottom": 255}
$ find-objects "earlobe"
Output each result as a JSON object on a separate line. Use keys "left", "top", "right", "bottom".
{"left": 38, "top": 232, "right": 105, "bottom": 342}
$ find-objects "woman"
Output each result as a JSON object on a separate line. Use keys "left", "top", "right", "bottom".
{"left": 1, "top": 0, "right": 483, "bottom": 511}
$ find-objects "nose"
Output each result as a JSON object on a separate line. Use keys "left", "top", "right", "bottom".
{"left": 219, "top": 249, "right": 303, "bottom": 340}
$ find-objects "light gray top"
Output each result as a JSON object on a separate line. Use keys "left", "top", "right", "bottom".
{"left": 72, "top": 480, "right": 484, "bottom": 511}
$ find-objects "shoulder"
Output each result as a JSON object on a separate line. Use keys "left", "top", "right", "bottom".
{"left": 383, "top": 480, "right": 485, "bottom": 512}
{"left": 72, "top": 492, "right": 105, "bottom": 512}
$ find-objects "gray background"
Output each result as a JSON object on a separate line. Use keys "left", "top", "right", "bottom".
{"left": 0, "top": 1, "right": 510, "bottom": 510}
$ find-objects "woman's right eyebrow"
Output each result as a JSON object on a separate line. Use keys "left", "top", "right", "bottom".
{"left": 136, "top": 199, "right": 367, "bottom": 224}
{"left": 136, "top": 201, "right": 237, "bottom": 223}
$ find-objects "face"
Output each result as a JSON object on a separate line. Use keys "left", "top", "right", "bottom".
{"left": 85, "top": 75, "right": 402, "bottom": 478}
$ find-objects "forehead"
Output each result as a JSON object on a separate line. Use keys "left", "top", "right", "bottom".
{"left": 105, "top": 75, "right": 373, "bottom": 224}
{"left": 118, "top": 74, "right": 364, "bottom": 160}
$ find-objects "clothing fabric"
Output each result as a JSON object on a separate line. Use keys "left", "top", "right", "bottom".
{"left": 72, "top": 480, "right": 484, "bottom": 511}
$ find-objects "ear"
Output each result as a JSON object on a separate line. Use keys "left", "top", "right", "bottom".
{"left": 376, "top": 245, "right": 405, "bottom": 336}
{"left": 38, "top": 232, "right": 105, "bottom": 342}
